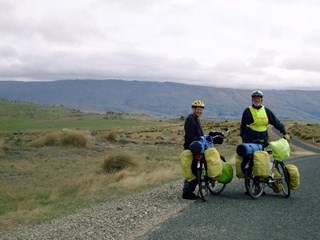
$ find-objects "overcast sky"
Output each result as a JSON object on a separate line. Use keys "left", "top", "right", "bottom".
{"left": 1, "top": 0, "right": 320, "bottom": 90}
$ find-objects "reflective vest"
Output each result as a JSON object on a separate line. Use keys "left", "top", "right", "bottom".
{"left": 247, "top": 106, "right": 268, "bottom": 132}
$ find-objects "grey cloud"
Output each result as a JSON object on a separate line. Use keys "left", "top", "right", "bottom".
{"left": 1, "top": 0, "right": 320, "bottom": 90}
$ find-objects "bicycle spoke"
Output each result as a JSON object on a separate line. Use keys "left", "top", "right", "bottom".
{"left": 245, "top": 176, "right": 264, "bottom": 199}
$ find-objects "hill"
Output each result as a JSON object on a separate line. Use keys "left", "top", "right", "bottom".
{"left": 0, "top": 79, "right": 319, "bottom": 121}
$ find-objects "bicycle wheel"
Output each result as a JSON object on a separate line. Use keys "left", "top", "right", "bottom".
{"left": 276, "top": 161, "right": 290, "bottom": 198}
{"left": 245, "top": 176, "right": 264, "bottom": 199}
{"left": 196, "top": 161, "right": 208, "bottom": 201}
{"left": 208, "top": 155, "right": 226, "bottom": 195}
{"left": 208, "top": 179, "right": 226, "bottom": 195}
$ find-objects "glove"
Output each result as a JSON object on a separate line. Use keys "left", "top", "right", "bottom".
{"left": 283, "top": 134, "right": 291, "bottom": 142}
{"left": 209, "top": 131, "right": 224, "bottom": 137}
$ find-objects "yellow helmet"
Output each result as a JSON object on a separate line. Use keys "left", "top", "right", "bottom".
{"left": 191, "top": 100, "right": 205, "bottom": 108}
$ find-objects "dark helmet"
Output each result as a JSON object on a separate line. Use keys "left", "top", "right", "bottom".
{"left": 189, "top": 141, "right": 204, "bottom": 154}
{"left": 251, "top": 90, "right": 263, "bottom": 98}
{"left": 191, "top": 100, "right": 205, "bottom": 109}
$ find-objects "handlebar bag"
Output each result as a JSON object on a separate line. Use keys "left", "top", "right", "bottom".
{"left": 269, "top": 138, "right": 290, "bottom": 161}
{"left": 253, "top": 151, "right": 270, "bottom": 178}
{"left": 204, "top": 147, "right": 222, "bottom": 179}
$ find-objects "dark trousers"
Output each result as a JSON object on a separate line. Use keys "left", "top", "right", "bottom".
{"left": 183, "top": 159, "right": 198, "bottom": 193}
{"left": 183, "top": 179, "right": 198, "bottom": 194}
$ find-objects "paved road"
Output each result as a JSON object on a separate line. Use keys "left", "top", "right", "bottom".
{"left": 139, "top": 154, "right": 320, "bottom": 239}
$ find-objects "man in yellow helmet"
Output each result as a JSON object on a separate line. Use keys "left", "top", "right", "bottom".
{"left": 182, "top": 100, "right": 205, "bottom": 200}
{"left": 240, "top": 90, "right": 290, "bottom": 147}
{"left": 183, "top": 100, "right": 205, "bottom": 149}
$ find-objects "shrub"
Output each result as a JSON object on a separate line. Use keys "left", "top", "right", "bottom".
{"left": 106, "top": 131, "right": 117, "bottom": 142}
{"left": 102, "top": 153, "right": 135, "bottom": 173}
{"left": 27, "top": 131, "right": 89, "bottom": 148}
{"left": 61, "top": 132, "right": 88, "bottom": 148}
{"left": 43, "top": 133, "right": 60, "bottom": 146}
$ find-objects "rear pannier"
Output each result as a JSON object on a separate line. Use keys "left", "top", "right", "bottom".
{"left": 204, "top": 148, "right": 222, "bottom": 179}
{"left": 252, "top": 151, "right": 270, "bottom": 178}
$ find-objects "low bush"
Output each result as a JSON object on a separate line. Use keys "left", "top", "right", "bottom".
{"left": 61, "top": 132, "right": 88, "bottom": 148}
{"left": 106, "top": 131, "right": 117, "bottom": 142}
{"left": 27, "top": 131, "right": 90, "bottom": 148}
{"left": 102, "top": 153, "right": 136, "bottom": 173}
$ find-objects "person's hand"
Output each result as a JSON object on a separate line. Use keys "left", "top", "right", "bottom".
{"left": 283, "top": 134, "right": 291, "bottom": 142}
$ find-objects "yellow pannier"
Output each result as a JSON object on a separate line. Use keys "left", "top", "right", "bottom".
{"left": 204, "top": 148, "right": 222, "bottom": 179}
{"left": 180, "top": 150, "right": 196, "bottom": 182}
{"left": 271, "top": 167, "right": 283, "bottom": 193}
{"left": 286, "top": 164, "right": 300, "bottom": 190}
{"left": 269, "top": 138, "right": 290, "bottom": 161}
{"left": 253, "top": 151, "right": 270, "bottom": 178}
{"left": 235, "top": 155, "right": 245, "bottom": 179}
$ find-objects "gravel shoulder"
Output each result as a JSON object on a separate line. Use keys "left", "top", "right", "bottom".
{"left": 1, "top": 180, "right": 192, "bottom": 240}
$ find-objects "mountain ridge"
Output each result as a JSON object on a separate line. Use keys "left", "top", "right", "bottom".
{"left": 0, "top": 79, "right": 319, "bottom": 121}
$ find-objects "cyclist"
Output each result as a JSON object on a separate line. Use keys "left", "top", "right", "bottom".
{"left": 182, "top": 100, "right": 205, "bottom": 200}
{"left": 240, "top": 90, "right": 290, "bottom": 195}
{"left": 240, "top": 90, "right": 290, "bottom": 147}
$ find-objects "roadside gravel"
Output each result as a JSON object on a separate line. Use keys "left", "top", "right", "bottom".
{"left": 1, "top": 180, "right": 192, "bottom": 240}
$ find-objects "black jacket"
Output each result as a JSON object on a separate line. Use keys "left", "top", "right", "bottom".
{"left": 240, "top": 105, "right": 286, "bottom": 146}
{"left": 183, "top": 114, "right": 204, "bottom": 149}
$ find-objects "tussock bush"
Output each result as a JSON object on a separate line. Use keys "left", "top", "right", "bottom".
{"left": 61, "top": 132, "right": 88, "bottom": 148}
{"left": 106, "top": 131, "right": 117, "bottom": 142}
{"left": 28, "top": 131, "right": 90, "bottom": 148}
{"left": 102, "top": 153, "right": 136, "bottom": 173}
{"left": 43, "top": 133, "right": 60, "bottom": 146}
{"left": 0, "top": 139, "right": 9, "bottom": 151}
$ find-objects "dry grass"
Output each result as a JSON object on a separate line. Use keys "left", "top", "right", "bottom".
{"left": 288, "top": 122, "right": 320, "bottom": 146}
{"left": 102, "top": 153, "right": 137, "bottom": 173}
{"left": 0, "top": 117, "right": 318, "bottom": 232}
{"left": 27, "top": 130, "right": 92, "bottom": 148}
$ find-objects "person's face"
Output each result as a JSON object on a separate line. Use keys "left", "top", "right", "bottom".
{"left": 252, "top": 97, "right": 263, "bottom": 107}
{"left": 193, "top": 107, "right": 203, "bottom": 117}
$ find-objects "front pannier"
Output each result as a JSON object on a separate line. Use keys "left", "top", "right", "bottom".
{"left": 285, "top": 164, "right": 300, "bottom": 190}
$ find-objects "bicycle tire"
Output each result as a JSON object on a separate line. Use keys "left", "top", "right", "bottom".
{"left": 276, "top": 161, "right": 290, "bottom": 198}
{"left": 196, "top": 161, "right": 208, "bottom": 201}
{"left": 245, "top": 175, "right": 264, "bottom": 199}
{"left": 207, "top": 155, "right": 227, "bottom": 195}
{"left": 208, "top": 180, "right": 226, "bottom": 195}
